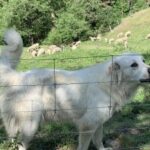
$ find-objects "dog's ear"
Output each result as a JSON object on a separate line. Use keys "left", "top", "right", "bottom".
{"left": 108, "top": 62, "right": 122, "bottom": 85}
{"left": 108, "top": 62, "right": 120, "bottom": 73}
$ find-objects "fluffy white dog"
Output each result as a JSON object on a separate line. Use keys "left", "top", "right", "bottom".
{"left": 0, "top": 30, "right": 150, "bottom": 150}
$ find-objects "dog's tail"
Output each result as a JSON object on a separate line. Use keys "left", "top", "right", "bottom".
{"left": 1, "top": 29, "right": 23, "bottom": 69}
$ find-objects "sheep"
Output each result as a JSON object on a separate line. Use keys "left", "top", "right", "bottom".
{"left": 145, "top": 33, "right": 150, "bottom": 39}
{"left": 71, "top": 41, "right": 81, "bottom": 50}
{"left": 115, "top": 36, "right": 128, "bottom": 44}
{"left": 71, "top": 45, "right": 77, "bottom": 50}
{"left": 46, "top": 45, "right": 62, "bottom": 55}
{"left": 75, "top": 40, "right": 81, "bottom": 46}
{"left": 108, "top": 38, "right": 115, "bottom": 44}
{"left": 96, "top": 34, "right": 102, "bottom": 41}
{"left": 31, "top": 50, "right": 37, "bottom": 57}
{"left": 115, "top": 36, "right": 128, "bottom": 48}
{"left": 28, "top": 43, "right": 39, "bottom": 52}
{"left": 89, "top": 36, "right": 97, "bottom": 41}
{"left": 117, "top": 32, "right": 124, "bottom": 38}
{"left": 125, "top": 31, "right": 131, "bottom": 37}
{"left": 37, "top": 48, "right": 45, "bottom": 56}
{"left": 124, "top": 41, "right": 128, "bottom": 48}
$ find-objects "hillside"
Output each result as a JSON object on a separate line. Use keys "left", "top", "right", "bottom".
{"left": 107, "top": 8, "right": 150, "bottom": 52}
{"left": 20, "top": 8, "right": 150, "bottom": 70}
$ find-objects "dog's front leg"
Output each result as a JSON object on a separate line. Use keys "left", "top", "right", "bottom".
{"left": 92, "top": 124, "right": 113, "bottom": 150}
{"left": 77, "top": 130, "right": 93, "bottom": 150}
{"left": 92, "top": 124, "right": 104, "bottom": 149}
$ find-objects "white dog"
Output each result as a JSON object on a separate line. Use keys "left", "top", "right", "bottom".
{"left": 0, "top": 30, "right": 150, "bottom": 150}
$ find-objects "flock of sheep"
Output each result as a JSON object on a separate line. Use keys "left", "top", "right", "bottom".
{"left": 108, "top": 31, "right": 131, "bottom": 48}
{"left": 28, "top": 43, "right": 63, "bottom": 57}
{"left": 27, "top": 41, "right": 83, "bottom": 57}
{"left": 28, "top": 31, "right": 150, "bottom": 57}
{"left": 89, "top": 31, "right": 150, "bottom": 48}
{"left": 89, "top": 31, "right": 131, "bottom": 48}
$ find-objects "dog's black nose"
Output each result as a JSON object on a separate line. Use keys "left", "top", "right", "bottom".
{"left": 148, "top": 68, "right": 150, "bottom": 74}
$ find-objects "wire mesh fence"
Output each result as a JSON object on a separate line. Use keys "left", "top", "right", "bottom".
{"left": 0, "top": 53, "right": 150, "bottom": 150}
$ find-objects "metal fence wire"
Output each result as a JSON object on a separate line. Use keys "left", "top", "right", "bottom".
{"left": 0, "top": 53, "right": 150, "bottom": 150}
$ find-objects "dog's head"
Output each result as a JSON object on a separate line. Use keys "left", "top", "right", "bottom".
{"left": 108, "top": 53, "right": 150, "bottom": 84}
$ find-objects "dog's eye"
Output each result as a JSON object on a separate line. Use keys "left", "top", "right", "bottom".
{"left": 131, "top": 62, "right": 138, "bottom": 67}
{"left": 143, "top": 59, "right": 145, "bottom": 63}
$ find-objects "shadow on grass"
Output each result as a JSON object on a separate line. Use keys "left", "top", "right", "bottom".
{"left": 28, "top": 98, "right": 150, "bottom": 150}
{"left": 103, "top": 85, "right": 150, "bottom": 150}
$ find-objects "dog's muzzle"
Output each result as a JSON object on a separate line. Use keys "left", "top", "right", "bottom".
{"left": 140, "top": 67, "right": 150, "bottom": 83}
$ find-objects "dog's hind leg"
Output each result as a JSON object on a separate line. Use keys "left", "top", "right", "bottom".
{"left": 18, "top": 116, "right": 41, "bottom": 150}
{"left": 92, "top": 124, "right": 113, "bottom": 150}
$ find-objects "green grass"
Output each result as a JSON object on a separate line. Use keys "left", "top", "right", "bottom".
{"left": 0, "top": 8, "right": 150, "bottom": 150}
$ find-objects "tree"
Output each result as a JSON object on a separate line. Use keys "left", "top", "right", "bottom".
{"left": 43, "top": 12, "right": 90, "bottom": 45}
{"left": 0, "top": 0, "right": 67, "bottom": 45}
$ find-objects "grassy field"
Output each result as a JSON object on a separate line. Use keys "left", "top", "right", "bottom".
{"left": 17, "top": 9, "right": 150, "bottom": 70}
{"left": 0, "top": 8, "right": 150, "bottom": 150}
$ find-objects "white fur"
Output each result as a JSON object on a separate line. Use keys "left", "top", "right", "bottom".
{"left": 0, "top": 31, "right": 150, "bottom": 150}
{"left": 0, "top": 28, "right": 23, "bottom": 119}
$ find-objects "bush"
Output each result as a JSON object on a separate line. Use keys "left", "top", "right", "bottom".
{"left": 43, "top": 12, "right": 90, "bottom": 45}
{"left": 131, "top": 0, "right": 148, "bottom": 12}
{"left": 79, "top": 0, "right": 119, "bottom": 34}
{"left": 0, "top": 0, "right": 65, "bottom": 46}
{"left": 113, "top": 0, "right": 147, "bottom": 16}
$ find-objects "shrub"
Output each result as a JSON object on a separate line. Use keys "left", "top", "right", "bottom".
{"left": 43, "top": 12, "right": 90, "bottom": 45}
{"left": 0, "top": 0, "right": 64, "bottom": 46}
